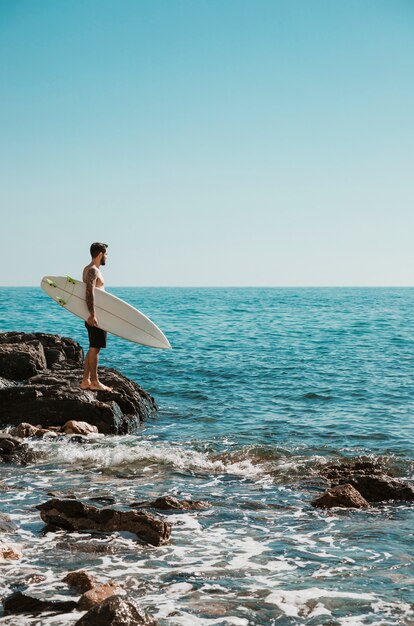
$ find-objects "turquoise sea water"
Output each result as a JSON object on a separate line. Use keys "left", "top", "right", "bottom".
{"left": 0, "top": 287, "right": 413, "bottom": 625}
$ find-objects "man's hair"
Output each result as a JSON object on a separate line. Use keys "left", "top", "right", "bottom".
{"left": 90, "top": 242, "right": 108, "bottom": 258}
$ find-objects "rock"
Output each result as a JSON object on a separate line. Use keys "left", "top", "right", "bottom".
{"left": 3, "top": 591, "right": 77, "bottom": 615}
{"left": 0, "top": 512, "right": 18, "bottom": 533}
{"left": 0, "top": 544, "right": 22, "bottom": 560}
{"left": 22, "top": 573, "right": 47, "bottom": 584}
{"left": 0, "top": 433, "right": 36, "bottom": 465}
{"left": 320, "top": 459, "right": 390, "bottom": 480}
{"left": 56, "top": 539, "right": 119, "bottom": 555}
{"left": 37, "top": 499, "right": 171, "bottom": 546}
{"left": 339, "top": 475, "right": 414, "bottom": 503}
{"left": 78, "top": 582, "right": 122, "bottom": 610}
{"left": 0, "top": 342, "right": 47, "bottom": 381}
{"left": 63, "top": 420, "right": 99, "bottom": 436}
{"left": 0, "top": 332, "right": 157, "bottom": 434}
{"left": 74, "top": 595, "right": 158, "bottom": 626}
{"left": 131, "top": 495, "right": 210, "bottom": 511}
{"left": 312, "top": 484, "right": 370, "bottom": 509}
{"left": 63, "top": 570, "right": 97, "bottom": 593}
{"left": 0, "top": 332, "right": 83, "bottom": 369}
{"left": 9, "top": 423, "right": 39, "bottom": 438}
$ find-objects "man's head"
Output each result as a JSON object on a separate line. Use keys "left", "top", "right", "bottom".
{"left": 90, "top": 242, "right": 108, "bottom": 265}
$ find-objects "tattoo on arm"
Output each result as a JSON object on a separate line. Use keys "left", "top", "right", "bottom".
{"left": 85, "top": 268, "right": 98, "bottom": 315}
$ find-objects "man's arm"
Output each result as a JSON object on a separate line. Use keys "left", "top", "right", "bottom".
{"left": 85, "top": 267, "right": 98, "bottom": 326}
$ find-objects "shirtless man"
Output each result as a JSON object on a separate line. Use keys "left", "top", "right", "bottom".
{"left": 80, "top": 242, "right": 112, "bottom": 391}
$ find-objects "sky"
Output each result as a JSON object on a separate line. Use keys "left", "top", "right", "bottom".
{"left": 0, "top": 0, "right": 413, "bottom": 286}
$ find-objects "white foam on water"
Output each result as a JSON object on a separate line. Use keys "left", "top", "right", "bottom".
{"left": 266, "top": 587, "right": 376, "bottom": 618}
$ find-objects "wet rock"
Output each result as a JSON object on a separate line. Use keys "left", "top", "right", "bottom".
{"left": 339, "top": 475, "right": 414, "bottom": 503}
{"left": 0, "top": 544, "right": 22, "bottom": 560}
{"left": 0, "top": 512, "right": 18, "bottom": 533}
{"left": 3, "top": 591, "right": 77, "bottom": 615}
{"left": 0, "top": 342, "right": 47, "bottom": 381}
{"left": 312, "top": 484, "right": 370, "bottom": 509}
{"left": 63, "top": 420, "right": 99, "bottom": 436}
{"left": 131, "top": 495, "right": 210, "bottom": 511}
{"left": 56, "top": 539, "right": 119, "bottom": 555}
{"left": 74, "top": 595, "right": 158, "bottom": 626}
{"left": 22, "top": 573, "right": 47, "bottom": 584}
{"left": 63, "top": 570, "right": 97, "bottom": 593}
{"left": 0, "top": 332, "right": 157, "bottom": 434}
{"left": 0, "top": 433, "right": 36, "bottom": 465}
{"left": 37, "top": 499, "right": 171, "bottom": 546}
{"left": 78, "top": 582, "right": 122, "bottom": 610}
{"left": 320, "top": 459, "right": 390, "bottom": 480}
{"left": 9, "top": 422, "right": 39, "bottom": 438}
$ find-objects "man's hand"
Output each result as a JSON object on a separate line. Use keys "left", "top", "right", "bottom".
{"left": 87, "top": 314, "right": 98, "bottom": 327}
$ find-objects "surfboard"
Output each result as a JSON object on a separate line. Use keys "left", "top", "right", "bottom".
{"left": 40, "top": 276, "right": 171, "bottom": 349}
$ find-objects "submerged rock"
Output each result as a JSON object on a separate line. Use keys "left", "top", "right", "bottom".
{"left": 131, "top": 495, "right": 210, "bottom": 511}
{"left": 0, "top": 332, "right": 157, "bottom": 434}
{"left": 0, "top": 512, "right": 18, "bottom": 533}
{"left": 0, "top": 544, "right": 22, "bottom": 560}
{"left": 3, "top": 591, "right": 77, "bottom": 615}
{"left": 0, "top": 433, "right": 37, "bottom": 465}
{"left": 74, "top": 595, "right": 158, "bottom": 626}
{"left": 312, "top": 484, "right": 370, "bottom": 509}
{"left": 37, "top": 499, "right": 172, "bottom": 546}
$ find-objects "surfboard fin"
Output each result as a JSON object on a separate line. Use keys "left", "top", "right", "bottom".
{"left": 66, "top": 276, "right": 76, "bottom": 284}
{"left": 56, "top": 297, "right": 67, "bottom": 306}
{"left": 46, "top": 279, "right": 57, "bottom": 288}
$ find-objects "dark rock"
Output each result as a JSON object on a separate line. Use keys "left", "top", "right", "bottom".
{"left": 74, "top": 595, "right": 158, "bottom": 626}
{"left": 312, "top": 484, "right": 370, "bottom": 509}
{"left": 0, "top": 332, "right": 83, "bottom": 369}
{"left": 0, "top": 332, "right": 157, "bottom": 434}
{"left": 0, "top": 512, "right": 18, "bottom": 533}
{"left": 0, "top": 434, "right": 36, "bottom": 465}
{"left": 63, "top": 570, "right": 97, "bottom": 593}
{"left": 339, "top": 475, "right": 414, "bottom": 503}
{"left": 78, "top": 582, "right": 122, "bottom": 610}
{"left": 131, "top": 495, "right": 210, "bottom": 511}
{"left": 0, "top": 342, "right": 47, "bottom": 380}
{"left": 3, "top": 591, "right": 78, "bottom": 615}
{"left": 320, "top": 459, "right": 390, "bottom": 480}
{"left": 37, "top": 499, "right": 171, "bottom": 546}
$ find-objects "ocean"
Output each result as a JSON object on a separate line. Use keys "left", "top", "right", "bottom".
{"left": 0, "top": 286, "right": 413, "bottom": 625}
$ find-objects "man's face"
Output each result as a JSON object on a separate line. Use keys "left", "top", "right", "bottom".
{"left": 101, "top": 251, "right": 108, "bottom": 266}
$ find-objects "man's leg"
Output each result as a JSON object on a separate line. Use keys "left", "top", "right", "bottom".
{"left": 88, "top": 347, "right": 112, "bottom": 391}
{"left": 80, "top": 350, "right": 92, "bottom": 389}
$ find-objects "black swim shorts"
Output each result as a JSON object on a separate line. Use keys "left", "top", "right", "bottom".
{"left": 85, "top": 321, "right": 107, "bottom": 349}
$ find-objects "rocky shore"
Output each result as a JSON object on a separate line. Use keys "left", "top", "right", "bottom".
{"left": 0, "top": 331, "right": 157, "bottom": 434}
{"left": 1, "top": 332, "right": 414, "bottom": 623}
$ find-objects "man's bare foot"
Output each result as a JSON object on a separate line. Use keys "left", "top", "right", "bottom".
{"left": 80, "top": 381, "right": 91, "bottom": 389}
{"left": 89, "top": 381, "right": 113, "bottom": 392}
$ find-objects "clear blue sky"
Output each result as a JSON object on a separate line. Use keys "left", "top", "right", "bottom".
{"left": 1, "top": 0, "right": 413, "bottom": 286}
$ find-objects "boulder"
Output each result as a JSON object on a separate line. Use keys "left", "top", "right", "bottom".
{"left": 312, "top": 484, "right": 370, "bottom": 509}
{"left": 0, "top": 332, "right": 83, "bottom": 368}
{"left": 63, "top": 421, "right": 99, "bottom": 436}
{"left": 0, "top": 433, "right": 37, "bottom": 465}
{"left": 0, "top": 332, "right": 157, "bottom": 434}
{"left": 78, "top": 582, "right": 122, "bottom": 610}
{"left": 3, "top": 591, "right": 77, "bottom": 615}
{"left": 0, "top": 342, "right": 47, "bottom": 380}
{"left": 63, "top": 570, "right": 97, "bottom": 593}
{"left": 74, "top": 595, "right": 158, "bottom": 626}
{"left": 37, "top": 499, "right": 171, "bottom": 546}
{"left": 339, "top": 475, "right": 414, "bottom": 503}
{"left": 9, "top": 422, "right": 39, "bottom": 438}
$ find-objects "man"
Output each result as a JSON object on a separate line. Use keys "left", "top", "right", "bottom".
{"left": 80, "top": 242, "right": 112, "bottom": 391}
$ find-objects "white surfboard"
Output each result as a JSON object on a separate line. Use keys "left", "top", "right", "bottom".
{"left": 40, "top": 276, "right": 171, "bottom": 349}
